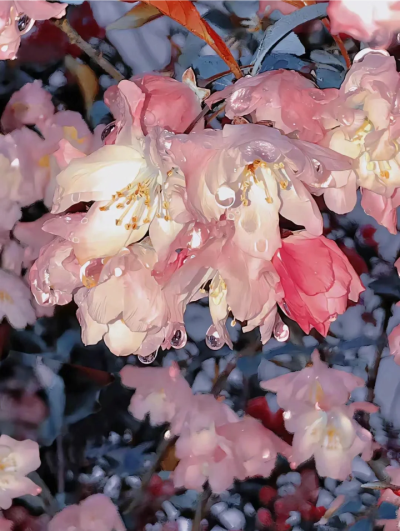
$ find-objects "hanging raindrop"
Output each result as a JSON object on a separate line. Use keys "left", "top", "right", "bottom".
{"left": 170, "top": 324, "right": 187, "bottom": 349}
{"left": 215, "top": 185, "right": 236, "bottom": 208}
{"left": 138, "top": 350, "right": 158, "bottom": 364}
{"left": 101, "top": 122, "right": 116, "bottom": 141}
{"left": 205, "top": 325, "right": 223, "bottom": 350}
{"left": 17, "top": 14, "right": 34, "bottom": 34}
{"left": 273, "top": 318, "right": 289, "bottom": 342}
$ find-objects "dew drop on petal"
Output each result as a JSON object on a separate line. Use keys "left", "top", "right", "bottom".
{"left": 101, "top": 122, "right": 116, "bottom": 141}
{"left": 138, "top": 350, "right": 158, "bottom": 364}
{"left": 205, "top": 325, "right": 223, "bottom": 350}
{"left": 71, "top": 193, "right": 80, "bottom": 203}
{"left": 170, "top": 324, "right": 187, "bottom": 349}
{"left": 273, "top": 319, "right": 289, "bottom": 342}
{"left": 80, "top": 258, "right": 104, "bottom": 288}
{"left": 81, "top": 217, "right": 88, "bottom": 225}
{"left": 215, "top": 185, "right": 236, "bottom": 208}
{"left": 17, "top": 13, "right": 34, "bottom": 34}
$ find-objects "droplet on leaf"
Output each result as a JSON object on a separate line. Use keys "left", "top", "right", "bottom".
{"left": 205, "top": 325, "right": 223, "bottom": 350}
{"left": 101, "top": 122, "right": 116, "bottom": 141}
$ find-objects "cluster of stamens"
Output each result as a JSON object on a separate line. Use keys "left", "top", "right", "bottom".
{"left": 240, "top": 159, "right": 291, "bottom": 206}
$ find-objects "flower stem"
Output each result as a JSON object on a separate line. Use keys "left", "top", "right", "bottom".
{"left": 192, "top": 485, "right": 212, "bottom": 531}
{"left": 53, "top": 19, "right": 125, "bottom": 82}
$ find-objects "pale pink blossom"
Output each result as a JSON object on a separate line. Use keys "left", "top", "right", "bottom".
{"left": 0, "top": 435, "right": 41, "bottom": 509}
{"left": 153, "top": 219, "right": 281, "bottom": 348}
{"left": 327, "top": 0, "right": 400, "bottom": 48}
{"left": 174, "top": 394, "right": 240, "bottom": 492}
{"left": 207, "top": 70, "right": 339, "bottom": 143}
{"left": 162, "top": 124, "right": 352, "bottom": 263}
{"left": 29, "top": 237, "right": 81, "bottom": 307}
{"left": 389, "top": 321, "right": 400, "bottom": 365}
{"left": 1, "top": 80, "right": 54, "bottom": 132}
{"left": 272, "top": 232, "right": 364, "bottom": 336}
{"left": 48, "top": 494, "right": 126, "bottom": 531}
{"left": 13, "top": 213, "right": 55, "bottom": 267}
{"left": 0, "top": 517, "right": 12, "bottom": 531}
{"left": 261, "top": 350, "right": 365, "bottom": 412}
{"left": 0, "top": 269, "right": 35, "bottom": 328}
{"left": 0, "top": 1, "right": 66, "bottom": 61}
{"left": 120, "top": 364, "right": 193, "bottom": 434}
{"left": 361, "top": 188, "right": 400, "bottom": 234}
{"left": 1, "top": 240, "right": 24, "bottom": 275}
{"left": 106, "top": 74, "right": 202, "bottom": 136}
{"left": 285, "top": 402, "right": 377, "bottom": 480}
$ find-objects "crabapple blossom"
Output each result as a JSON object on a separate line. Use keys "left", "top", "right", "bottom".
{"left": 261, "top": 350, "right": 365, "bottom": 412}
{"left": 161, "top": 124, "right": 352, "bottom": 262}
{"left": 105, "top": 72, "right": 203, "bottom": 136}
{"left": 0, "top": 269, "right": 36, "bottom": 328}
{"left": 0, "top": 435, "right": 41, "bottom": 509}
{"left": 207, "top": 70, "right": 339, "bottom": 143}
{"left": 0, "top": 518, "right": 12, "bottom": 531}
{"left": 120, "top": 364, "right": 193, "bottom": 433}
{"left": 0, "top": 1, "right": 66, "bottom": 61}
{"left": 48, "top": 493, "right": 126, "bottom": 531}
{"left": 13, "top": 213, "right": 55, "bottom": 267}
{"left": 271, "top": 232, "right": 364, "bottom": 336}
{"left": 327, "top": 0, "right": 400, "bottom": 48}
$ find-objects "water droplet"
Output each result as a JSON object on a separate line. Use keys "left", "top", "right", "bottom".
{"left": 64, "top": 216, "right": 72, "bottom": 224}
{"left": 81, "top": 217, "right": 88, "bottom": 225}
{"left": 282, "top": 301, "right": 291, "bottom": 317}
{"left": 170, "top": 324, "right": 187, "bottom": 349}
{"left": 273, "top": 318, "right": 289, "bottom": 342}
{"left": 101, "top": 122, "right": 116, "bottom": 141}
{"left": 138, "top": 350, "right": 158, "bottom": 364}
{"left": 205, "top": 325, "right": 223, "bottom": 350}
{"left": 17, "top": 13, "right": 34, "bottom": 34}
{"left": 72, "top": 237, "right": 80, "bottom": 243}
{"left": 71, "top": 193, "right": 80, "bottom": 203}
{"left": 80, "top": 258, "right": 104, "bottom": 288}
{"left": 215, "top": 185, "right": 236, "bottom": 208}
{"left": 144, "top": 111, "right": 157, "bottom": 126}
{"left": 329, "top": 313, "right": 338, "bottom": 322}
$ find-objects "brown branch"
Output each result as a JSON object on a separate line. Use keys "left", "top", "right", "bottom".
{"left": 53, "top": 19, "right": 125, "bottom": 82}
{"left": 192, "top": 485, "right": 212, "bottom": 531}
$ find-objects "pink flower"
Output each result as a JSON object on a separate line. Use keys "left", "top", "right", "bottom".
{"left": 0, "top": 517, "right": 12, "bottom": 531}
{"left": 0, "top": 1, "right": 66, "bottom": 61}
{"left": 1, "top": 240, "right": 24, "bottom": 275}
{"left": 48, "top": 494, "right": 126, "bottom": 531}
{"left": 361, "top": 188, "right": 400, "bottom": 235}
{"left": 174, "top": 394, "right": 240, "bottom": 492}
{"left": 0, "top": 269, "right": 35, "bottom": 328}
{"left": 272, "top": 231, "right": 364, "bottom": 336}
{"left": 389, "top": 321, "right": 400, "bottom": 365}
{"left": 0, "top": 435, "right": 41, "bottom": 509}
{"left": 285, "top": 402, "right": 377, "bottom": 480}
{"left": 29, "top": 237, "right": 81, "bottom": 307}
{"left": 120, "top": 364, "right": 193, "bottom": 434}
{"left": 105, "top": 74, "right": 202, "bottom": 136}
{"left": 153, "top": 219, "right": 281, "bottom": 348}
{"left": 217, "top": 417, "right": 292, "bottom": 480}
{"left": 207, "top": 70, "right": 339, "bottom": 143}
{"left": 162, "top": 124, "right": 351, "bottom": 262}
{"left": 13, "top": 213, "right": 55, "bottom": 267}
{"left": 261, "top": 350, "right": 365, "bottom": 412}
{"left": 1, "top": 80, "right": 54, "bottom": 132}
{"left": 327, "top": 0, "right": 400, "bottom": 47}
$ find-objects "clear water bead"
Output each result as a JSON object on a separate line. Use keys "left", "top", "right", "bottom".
{"left": 205, "top": 325, "right": 223, "bottom": 350}
{"left": 273, "top": 319, "right": 289, "bottom": 342}
{"left": 215, "top": 185, "right": 236, "bottom": 208}
{"left": 101, "top": 122, "right": 116, "bottom": 141}
{"left": 17, "top": 14, "right": 34, "bottom": 34}
{"left": 170, "top": 324, "right": 187, "bottom": 349}
{"left": 138, "top": 350, "right": 158, "bottom": 364}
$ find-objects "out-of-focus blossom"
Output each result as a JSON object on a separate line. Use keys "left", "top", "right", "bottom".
{"left": 120, "top": 364, "right": 193, "bottom": 433}
{"left": 162, "top": 124, "right": 352, "bottom": 262}
{"left": 48, "top": 494, "right": 126, "bottom": 531}
{"left": 327, "top": 0, "right": 400, "bottom": 48}
{"left": 13, "top": 213, "right": 55, "bottom": 267}
{"left": 217, "top": 417, "right": 292, "bottom": 479}
{"left": 261, "top": 350, "right": 365, "bottom": 412}
{"left": 106, "top": 72, "right": 203, "bottom": 136}
{"left": 174, "top": 394, "right": 240, "bottom": 492}
{"left": 389, "top": 319, "right": 400, "bottom": 365}
{"left": 0, "top": 1, "right": 66, "bottom": 61}
{"left": 29, "top": 236, "right": 80, "bottom": 307}
{"left": 1, "top": 80, "right": 54, "bottom": 132}
{"left": 1, "top": 240, "right": 24, "bottom": 276}
{"left": 0, "top": 269, "right": 35, "bottom": 328}
{"left": 207, "top": 70, "right": 339, "bottom": 143}
{"left": 285, "top": 402, "right": 377, "bottom": 479}
{"left": 0, "top": 517, "right": 12, "bottom": 531}
{"left": 272, "top": 232, "right": 364, "bottom": 336}
{"left": 0, "top": 434, "right": 41, "bottom": 509}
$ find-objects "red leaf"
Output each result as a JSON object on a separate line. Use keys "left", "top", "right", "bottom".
{"left": 141, "top": 0, "right": 243, "bottom": 79}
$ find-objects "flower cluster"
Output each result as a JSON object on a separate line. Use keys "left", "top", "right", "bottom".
{"left": 29, "top": 66, "right": 372, "bottom": 357}
{"left": 262, "top": 351, "right": 376, "bottom": 480}
{"left": 121, "top": 364, "right": 291, "bottom": 493}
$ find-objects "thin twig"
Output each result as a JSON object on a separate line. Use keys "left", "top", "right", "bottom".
{"left": 29, "top": 472, "right": 59, "bottom": 517}
{"left": 57, "top": 431, "right": 65, "bottom": 506}
{"left": 322, "top": 18, "right": 351, "bottom": 69}
{"left": 192, "top": 484, "right": 212, "bottom": 531}
{"left": 53, "top": 19, "right": 125, "bottom": 82}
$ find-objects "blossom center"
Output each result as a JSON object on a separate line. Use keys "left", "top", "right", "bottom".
{"left": 240, "top": 159, "right": 292, "bottom": 206}
{"left": 0, "top": 291, "right": 13, "bottom": 304}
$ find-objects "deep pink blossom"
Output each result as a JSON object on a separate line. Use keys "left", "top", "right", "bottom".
{"left": 272, "top": 232, "right": 364, "bottom": 336}
{"left": 48, "top": 494, "right": 126, "bottom": 531}
{"left": 261, "top": 350, "right": 365, "bottom": 412}
{"left": 120, "top": 364, "right": 193, "bottom": 434}
{"left": 207, "top": 70, "right": 339, "bottom": 143}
